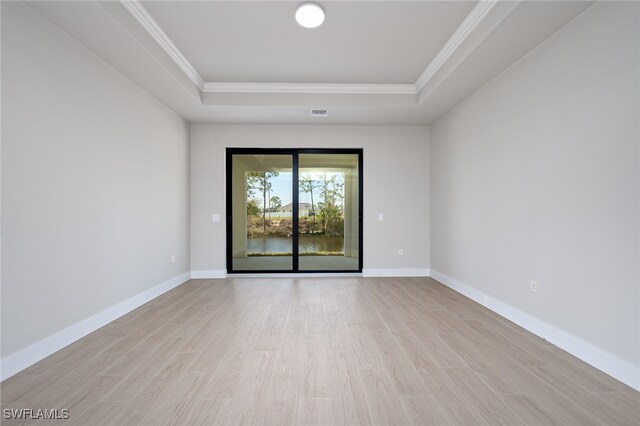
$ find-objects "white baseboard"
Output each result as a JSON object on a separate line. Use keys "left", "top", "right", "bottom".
{"left": 0, "top": 271, "right": 191, "bottom": 382}
{"left": 192, "top": 269, "right": 431, "bottom": 278}
{"left": 191, "top": 270, "right": 226, "bottom": 279}
{"left": 429, "top": 270, "right": 640, "bottom": 391}
{"left": 363, "top": 268, "right": 430, "bottom": 277}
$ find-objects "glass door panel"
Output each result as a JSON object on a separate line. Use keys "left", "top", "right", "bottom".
{"left": 298, "top": 153, "right": 360, "bottom": 271}
{"left": 230, "top": 154, "right": 293, "bottom": 271}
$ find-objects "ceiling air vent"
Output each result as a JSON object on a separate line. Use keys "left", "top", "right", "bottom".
{"left": 311, "top": 109, "right": 328, "bottom": 117}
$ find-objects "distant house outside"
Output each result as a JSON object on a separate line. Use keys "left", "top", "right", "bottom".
{"left": 271, "top": 202, "right": 313, "bottom": 217}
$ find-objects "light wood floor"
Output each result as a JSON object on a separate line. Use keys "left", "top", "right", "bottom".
{"left": 1, "top": 277, "right": 638, "bottom": 425}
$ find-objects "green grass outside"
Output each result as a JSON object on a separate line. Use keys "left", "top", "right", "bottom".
{"left": 247, "top": 251, "right": 344, "bottom": 257}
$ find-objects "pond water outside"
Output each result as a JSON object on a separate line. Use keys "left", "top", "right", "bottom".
{"left": 247, "top": 235, "right": 344, "bottom": 254}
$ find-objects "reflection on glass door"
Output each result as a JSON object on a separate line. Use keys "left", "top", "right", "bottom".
{"left": 227, "top": 149, "right": 362, "bottom": 273}
{"left": 230, "top": 154, "right": 293, "bottom": 271}
{"left": 298, "top": 153, "right": 360, "bottom": 271}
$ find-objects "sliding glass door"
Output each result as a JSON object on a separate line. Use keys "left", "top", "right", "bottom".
{"left": 228, "top": 153, "right": 293, "bottom": 271}
{"left": 298, "top": 153, "right": 360, "bottom": 271}
{"left": 226, "top": 149, "right": 362, "bottom": 273}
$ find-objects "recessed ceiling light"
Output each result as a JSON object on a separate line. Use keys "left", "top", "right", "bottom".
{"left": 295, "top": 3, "right": 325, "bottom": 29}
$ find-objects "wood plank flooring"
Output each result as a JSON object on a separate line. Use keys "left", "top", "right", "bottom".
{"left": 1, "top": 277, "right": 638, "bottom": 425}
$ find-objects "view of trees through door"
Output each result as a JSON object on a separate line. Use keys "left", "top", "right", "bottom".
{"left": 228, "top": 149, "right": 361, "bottom": 272}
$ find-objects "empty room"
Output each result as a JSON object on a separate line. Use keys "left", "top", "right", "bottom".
{"left": 1, "top": 0, "right": 638, "bottom": 425}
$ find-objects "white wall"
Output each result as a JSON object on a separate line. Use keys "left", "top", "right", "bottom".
{"left": 430, "top": 1, "right": 639, "bottom": 377}
{"left": 1, "top": 4, "right": 190, "bottom": 360}
{"left": 191, "top": 125, "right": 429, "bottom": 276}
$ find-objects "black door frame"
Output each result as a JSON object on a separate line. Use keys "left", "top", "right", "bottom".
{"left": 226, "top": 147, "right": 363, "bottom": 274}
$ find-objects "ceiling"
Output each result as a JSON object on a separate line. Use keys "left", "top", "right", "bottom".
{"left": 141, "top": 1, "right": 476, "bottom": 84}
{"left": 237, "top": 153, "right": 358, "bottom": 172}
{"left": 20, "top": 0, "right": 594, "bottom": 125}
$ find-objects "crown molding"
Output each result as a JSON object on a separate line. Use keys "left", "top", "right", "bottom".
{"left": 119, "top": 0, "right": 205, "bottom": 90}
{"left": 202, "top": 82, "right": 417, "bottom": 95}
{"left": 120, "top": 0, "right": 503, "bottom": 100}
{"left": 415, "top": 0, "right": 499, "bottom": 92}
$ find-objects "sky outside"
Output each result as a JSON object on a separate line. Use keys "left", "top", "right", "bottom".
{"left": 251, "top": 172, "right": 344, "bottom": 207}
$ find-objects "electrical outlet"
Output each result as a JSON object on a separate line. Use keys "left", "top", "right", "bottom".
{"left": 378, "top": 213, "right": 384, "bottom": 222}
{"left": 397, "top": 249, "right": 404, "bottom": 256}
{"left": 530, "top": 280, "right": 537, "bottom": 293}
{"left": 170, "top": 255, "right": 176, "bottom": 263}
